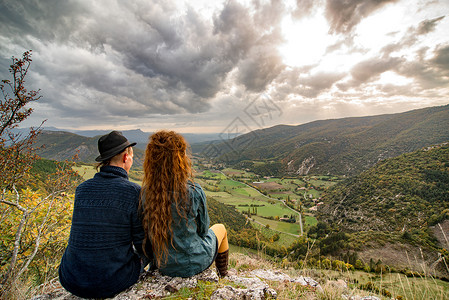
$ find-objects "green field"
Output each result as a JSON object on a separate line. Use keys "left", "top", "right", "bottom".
{"left": 304, "top": 215, "right": 318, "bottom": 226}
{"left": 73, "top": 165, "right": 97, "bottom": 180}
{"left": 269, "top": 192, "right": 295, "bottom": 200}
{"left": 252, "top": 215, "right": 301, "bottom": 236}
{"left": 72, "top": 164, "right": 141, "bottom": 184}
{"left": 218, "top": 179, "right": 246, "bottom": 188}
{"left": 205, "top": 188, "right": 299, "bottom": 220}
{"left": 252, "top": 222, "right": 298, "bottom": 246}
{"left": 222, "top": 168, "right": 257, "bottom": 178}
{"left": 197, "top": 170, "right": 226, "bottom": 180}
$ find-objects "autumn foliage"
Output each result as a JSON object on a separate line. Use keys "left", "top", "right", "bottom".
{"left": 0, "top": 51, "right": 79, "bottom": 298}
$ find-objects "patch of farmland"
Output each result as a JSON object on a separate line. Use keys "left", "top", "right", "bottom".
{"left": 73, "top": 165, "right": 96, "bottom": 180}
{"left": 252, "top": 222, "right": 297, "bottom": 246}
{"left": 252, "top": 181, "right": 283, "bottom": 190}
{"left": 252, "top": 216, "right": 301, "bottom": 236}
{"left": 232, "top": 187, "right": 260, "bottom": 197}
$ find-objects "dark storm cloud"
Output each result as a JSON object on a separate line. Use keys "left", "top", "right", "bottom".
{"left": 325, "top": 0, "right": 399, "bottom": 34}
{"left": 237, "top": 49, "right": 285, "bottom": 91}
{"left": 0, "top": 0, "right": 287, "bottom": 120}
{"left": 0, "top": 0, "right": 86, "bottom": 45}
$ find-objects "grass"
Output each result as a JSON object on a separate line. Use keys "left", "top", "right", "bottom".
{"left": 305, "top": 215, "right": 318, "bottom": 226}
{"left": 303, "top": 188, "right": 322, "bottom": 199}
{"left": 233, "top": 187, "right": 261, "bottom": 197}
{"left": 308, "top": 179, "right": 337, "bottom": 188}
{"left": 252, "top": 215, "right": 301, "bottom": 236}
{"left": 252, "top": 222, "right": 298, "bottom": 246}
{"left": 72, "top": 164, "right": 97, "bottom": 180}
{"left": 72, "top": 164, "right": 141, "bottom": 184}
{"left": 222, "top": 168, "right": 257, "bottom": 178}
{"left": 367, "top": 272, "right": 449, "bottom": 299}
{"left": 228, "top": 250, "right": 449, "bottom": 299}
{"left": 218, "top": 179, "right": 246, "bottom": 188}
{"left": 198, "top": 170, "right": 227, "bottom": 180}
{"left": 318, "top": 269, "right": 449, "bottom": 299}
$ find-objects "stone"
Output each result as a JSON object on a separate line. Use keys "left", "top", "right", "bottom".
{"left": 31, "top": 268, "right": 381, "bottom": 300}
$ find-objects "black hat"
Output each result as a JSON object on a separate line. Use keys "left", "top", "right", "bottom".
{"left": 95, "top": 131, "right": 136, "bottom": 162}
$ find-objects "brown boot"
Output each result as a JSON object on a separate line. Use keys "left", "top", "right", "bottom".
{"left": 215, "top": 250, "right": 229, "bottom": 277}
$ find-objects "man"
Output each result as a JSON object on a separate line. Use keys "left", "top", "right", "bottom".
{"left": 59, "top": 131, "right": 150, "bottom": 298}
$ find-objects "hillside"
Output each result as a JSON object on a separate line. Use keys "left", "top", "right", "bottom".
{"left": 34, "top": 131, "right": 145, "bottom": 166}
{"left": 203, "top": 104, "right": 449, "bottom": 176}
{"left": 311, "top": 143, "right": 449, "bottom": 278}
{"left": 317, "top": 142, "right": 449, "bottom": 234}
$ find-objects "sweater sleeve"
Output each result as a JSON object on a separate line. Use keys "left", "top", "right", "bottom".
{"left": 195, "top": 184, "right": 210, "bottom": 237}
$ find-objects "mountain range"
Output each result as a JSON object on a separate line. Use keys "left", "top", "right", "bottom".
{"left": 30, "top": 129, "right": 222, "bottom": 165}
{"left": 206, "top": 104, "right": 449, "bottom": 176}
{"left": 30, "top": 104, "right": 449, "bottom": 172}
{"left": 28, "top": 128, "right": 222, "bottom": 148}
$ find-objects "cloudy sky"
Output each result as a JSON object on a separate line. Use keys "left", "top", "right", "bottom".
{"left": 1, "top": 0, "right": 448, "bottom": 133}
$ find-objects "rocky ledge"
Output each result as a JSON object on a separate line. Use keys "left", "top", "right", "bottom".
{"left": 33, "top": 268, "right": 320, "bottom": 300}
{"left": 33, "top": 268, "right": 380, "bottom": 299}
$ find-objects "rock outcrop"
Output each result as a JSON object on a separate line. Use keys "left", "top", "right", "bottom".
{"left": 32, "top": 268, "right": 322, "bottom": 300}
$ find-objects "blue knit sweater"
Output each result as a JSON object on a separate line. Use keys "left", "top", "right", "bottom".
{"left": 59, "top": 166, "right": 146, "bottom": 298}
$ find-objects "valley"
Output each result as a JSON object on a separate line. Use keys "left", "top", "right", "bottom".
{"left": 73, "top": 163, "right": 336, "bottom": 240}
{"left": 24, "top": 105, "right": 449, "bottom": 298}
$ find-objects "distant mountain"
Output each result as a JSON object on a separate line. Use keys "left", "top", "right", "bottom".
{"left": 32, "top": 129, "right": 222, "bottom": 166}
{"left": 205, "top": 104, "right": 449, "bottom": 176}
{"left": 33, "top": 131, "right": 145, "bottom": 166}
{"left": 33, "top": 128, "right": 222, "bottom": 150}
{"left": 317, "top": 142, "right": 449, "bottom": 233}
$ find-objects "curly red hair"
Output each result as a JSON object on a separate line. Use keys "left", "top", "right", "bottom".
{"left": 140, "top": 130, "right": 193, "bottom": 267}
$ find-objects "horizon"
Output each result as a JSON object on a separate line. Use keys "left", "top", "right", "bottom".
{"left": 1, "top": 0, "right": 449, "bottom": 134}
{"left": 22, "top": 102, "right": 448, "bottom": 134}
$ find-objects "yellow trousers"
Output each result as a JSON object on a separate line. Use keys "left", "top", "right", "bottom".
{"left": 210, "top": 223, "right": 229, "bottom": 253}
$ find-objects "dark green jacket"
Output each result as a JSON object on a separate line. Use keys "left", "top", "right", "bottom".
{"left": 157, "top": 182, "right": 217, "bottom": 277}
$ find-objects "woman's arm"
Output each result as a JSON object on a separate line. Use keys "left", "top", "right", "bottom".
{"left": 195, "top": 184, "right": 210, "bottom": 237}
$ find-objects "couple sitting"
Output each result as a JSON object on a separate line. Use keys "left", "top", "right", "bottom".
{"left": 58, "top": 130, "right": 229, "bottom": 298}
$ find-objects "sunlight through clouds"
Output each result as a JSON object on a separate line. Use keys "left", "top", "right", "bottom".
{"left": 279, "top": 12, "right": 336, "bottom": 67}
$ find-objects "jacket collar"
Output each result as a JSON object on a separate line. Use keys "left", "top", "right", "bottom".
{"left": 98, "top": 165, "right": 129, "bottom": 179}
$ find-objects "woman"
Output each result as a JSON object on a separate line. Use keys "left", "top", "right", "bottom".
{"left": 140, "top": 130, "right": 229, "bottom": 278}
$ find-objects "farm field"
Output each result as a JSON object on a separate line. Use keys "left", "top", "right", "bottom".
{"left": 204, "top": 189, "right": 298, "bottom": 219}
{"left": 252, "top": 215, "right": 301, "bottom": 236}
{"left": 73, "top": 164, "right": 97, "bottom": 180}
{"left": 304, "top": 215, "right": 318, "bottom": 227}
{"left": 252, "top": 222, "right": 298, "bottom": 246}
{"left": 222, "top": 168, "right": 257, "bottom": 178}
{"left": 73, "top": 164, "right": 141, "bottom": 184}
